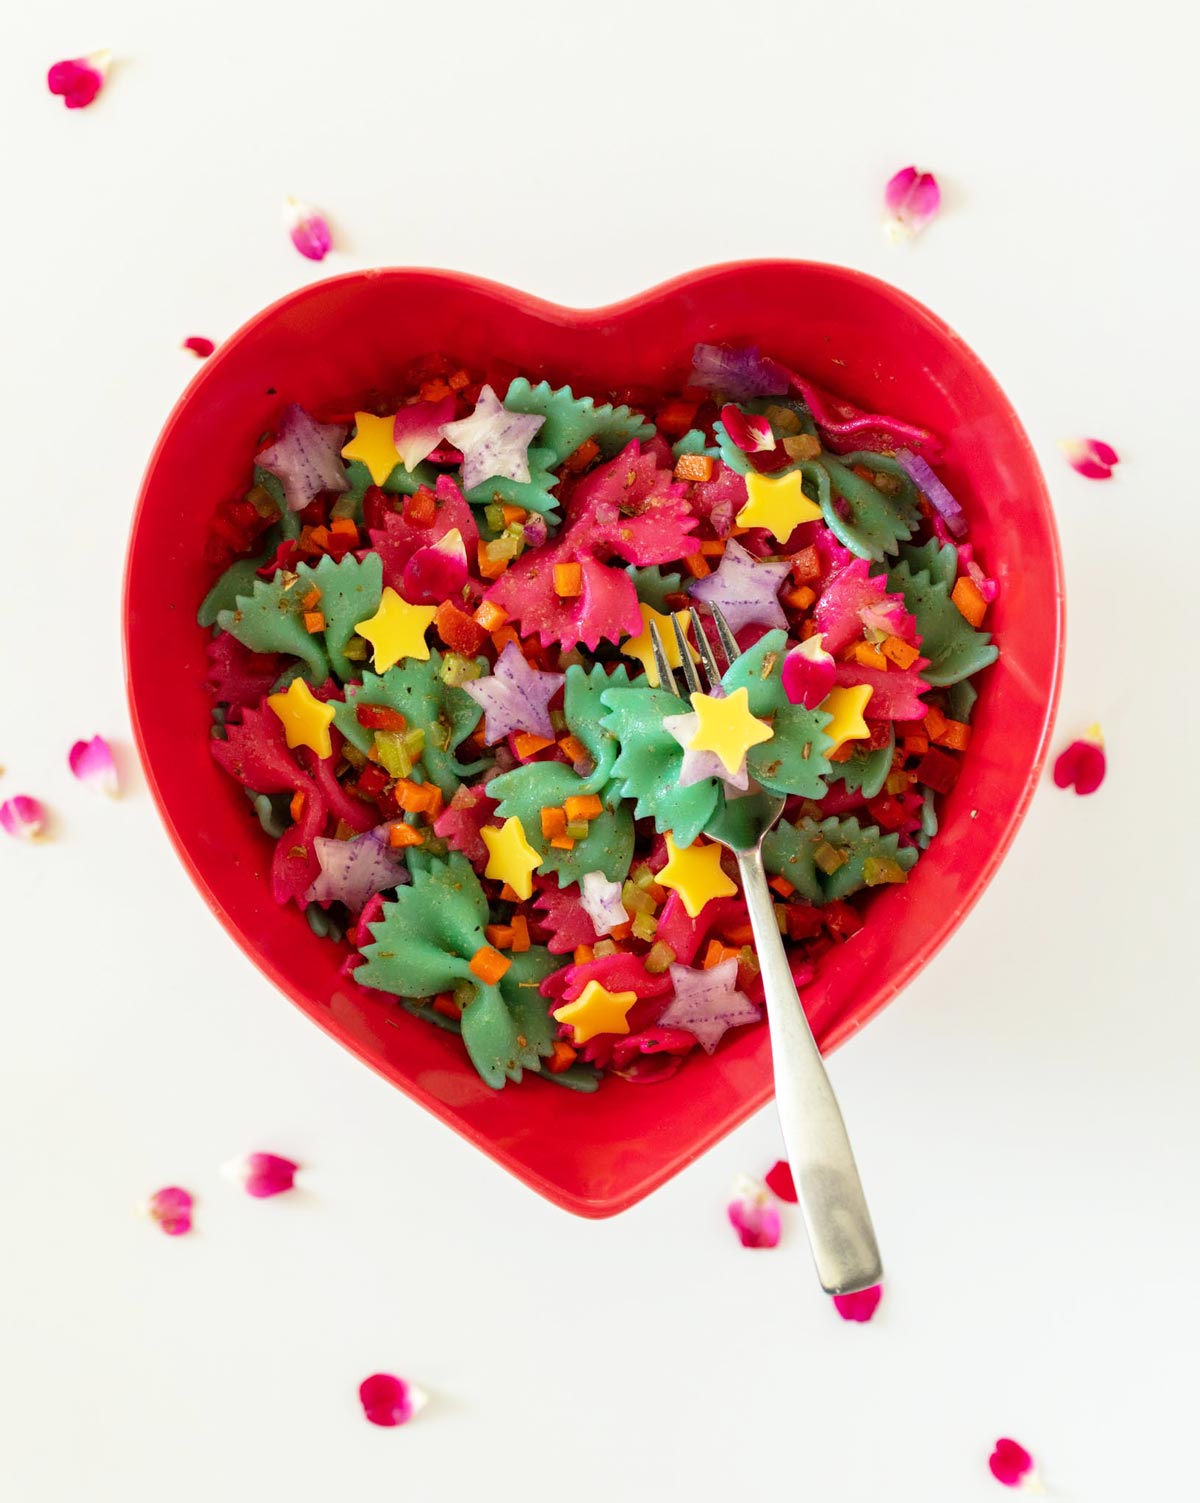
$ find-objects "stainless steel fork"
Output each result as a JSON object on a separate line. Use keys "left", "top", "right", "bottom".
{"left": 649, "top": 604, "right": 882, "bottom": 1296}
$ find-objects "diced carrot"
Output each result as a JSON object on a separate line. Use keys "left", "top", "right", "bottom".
{"left": 485, "top": 924, "right": 515, "bottom": 949}
{"left": 419, "top": 378, "right": 451, "bottom": 402}
{"left": 699, "top": 539, "right": 726, "bottom": 557}
{"left": 303, "top": 610, "right": 326, "bottom": 633}
{"left": 309, "top": 525, "right": 331, "bottom": 550}
{"left": 550, "top": 835, "right": 576, "bottom": 851}
{"left": 564, "top": 793, "right": 602, "bottom": 821}
{"left": 510, "top": 914, "right": 531, "bottom": 953}
{"left": 655, "top": 398, "right": 700, "bottom": 437}
{"left": 702, "top": 939, "right": 726, "bottom": 969}
{"left": 388, "top": 822, "right": 425, "bottom": 848}
{"left": 501, "top": 504, "right": 527, "bottom": 526}
{"left": 289, "top": 790, "right": 306, "bottom": 821}
{"left": 513, "top": 731, "right": 554, "bottom": 761}
{"left": 800, "top": 618, "right": 820, "bottom": 639}
{"left": 558, "top": 734, "right": 588, "bottom": 763}
{"left": 300, "top": 586, "right": 322, "bottom": 610}
{"left": 553, "top": 562, "right": 583, "bottom": 597}
{"left": 768, "top": 875, "right": 796, "bottom": 898}
{"left": 881, "top": 635, "right": 920, "bottom": 670}
{"left": 683, "top": 552, "right": 711, "bottom": 578}
{"left": 393, "top": 779, "right": 422, "bottom": 812}
{"left": 329, "top": 516, "right": 359, "bottom": 540}
{"left": 935, "top": 719, "right": 972, "bottom": 752}
{"left": 403, "top": 488, "right": 437, "bottom": 528}
{"left": 573, "top": 944, "right": 595, "bottom": 965}
{"left": 473, "top": 599, "right": 508, "bottom": 632}
{"left": 790, "top": 545, "right": 821, "bottom": 582}
{"left": 500, "top": 884, "right": 522, "bottom": 902}
{"left": 540, "top": 807, "right": 568, "bottom": 839}
{"left": 902, "top": 733, "right": 930, "bottom": 757}
{"left": 721, "top": 923, "right": 756, "bottom": 947}
{"left": 547, "top": 1040, "right": 577, "bottom": 1073}
{"left": 924, "top": 705, "right": 949, "bottom": 739}
{"left": 562, "top": 438, "right": 600, "bottom": 474}
{"left": 476, "top": 540, "right": 509, "bottom": 580}
{"left": 491, "top": 625, "right": 521, "bottom": 653}
{"left": 828, "top": 742, "right": 857, "bottom": 763}
{"left": 431, "top": 992, "right": 461, "bottom": 1020}
{"left": 674, "top": 453, "right": 714, "bottom": 483}
{"left": 851, "top": 641, "right": 888, "bottom": 671}
{"left": 419, "top": 783, "right": 444, "bottom": 818}
{"left": 435, "top": 601, "right": 486, "bottom": 656}
{"left": 951, "top": 576, "right": 988, "bottom": 628}
{"left": 782, "top": 585, "right": 816, "bottom": 610}
{"left": 468, "top": 946, "right": 511, "bottom": 984}
{"left": 448, "top": 369, "right": 471, "bottom": 391}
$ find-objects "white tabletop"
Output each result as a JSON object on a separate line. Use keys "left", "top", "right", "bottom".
{"left": 4, "top": 2, "right": 1196, "bottom": 1498}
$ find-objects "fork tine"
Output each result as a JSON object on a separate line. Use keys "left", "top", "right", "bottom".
{"left": 688, "top": 607, "right": 723, "bottom": 693}
{"left": 671, "top": 614, "right": 702, "bottom": 697}
{"left": 648, "top": 619, "right": 679, "bottom": 696}
{"left": 709, "top": 603, "right": 741, "bottom": 667}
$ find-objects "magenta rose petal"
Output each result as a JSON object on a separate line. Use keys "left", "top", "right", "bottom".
{"left": 393, "top": 395, "right": 456, "bottom": 473}
{"left": 223, "top": 1152, "right": 300, "bottom": 1198}
{"left": 832, "top": 1284, "right": 883, "bottom": 1322}
{"left": 988, "top": 1438, "right": 1036, "bottom": 1488}
{"left": 1059, "top": 436, "right": 1119, "bottom": 479}
{"left": 764, "top": 1159, "right": 797, "bottom": 1203}
{"left": 719, "top": 403, "right": 776, "bottom": 454}
{"left": 145, "top": 1186, "right": 194, "bottom": 1236}
{"left": 284, "top": 197, "right": 333, "bottom": 262}
{"left": 183, "top": 336, "right": 215, "bottom": 358}
{"left": 884, "top": 165, "right": 941, "bottom": 240}
{"left": 1053, "top": 727, "right": 1106, "bottom": 795}
{"left": 68, "top": 735, "right": 119, "bottom": 797}
{"left": 47, "top": 50, "right": 110, "bottom": 110}
{"left": 358, "top": 1373, "right": 428, "bottom": 1427}
{"left": 0, "top": 795, "right": 47, "bottom": 840}
{"left": 726, "top": 1175, "right": 782, "bottom": 1249}
{"left": 782, "top": 636, "right": 837, "bottom": 710}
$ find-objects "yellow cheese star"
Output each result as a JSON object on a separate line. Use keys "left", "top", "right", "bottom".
{"left": 341, "top": 411, "right": 401, "bottom": 485}
{"left": 267, "top": 676, "right": 336, "bottom": 759}
{"left": 736, "top": 470, "right": 823, "bottom": 543}
{"left": 355, "top": 587, "right": 437, "bottom": 672}
{"left": 687, "top": 687, "right": 774, "bottom": 777}
{"left": 819, "top": 684, "right": 874, "bottom": 754}
{"left": 480, "top": 815, "right": 543, "bottom": 901}
{"left": 553, "top": 979, "right": 638, "bottom": 1044}
{"left": 656, "top": 831, "right": 738, "bottom": 919}
{"left": 620, "top": 603, "right": 699, "bottom": 688}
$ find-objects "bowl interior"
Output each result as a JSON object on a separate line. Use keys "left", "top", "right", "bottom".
{"left": 125, "top": 262, "right": 1063, "bottom": 1216}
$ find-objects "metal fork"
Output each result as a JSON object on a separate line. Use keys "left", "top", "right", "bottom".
{"left": 649, "top": 605, "right": 882, "bottom": 1296}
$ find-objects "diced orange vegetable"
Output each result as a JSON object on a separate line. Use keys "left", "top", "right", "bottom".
{"left": 491, "top": 625, "right": 521, "bottom": 653}
{"left": 302, "top": 610, "right": 324, "bottom": 633}
{"left": 540, "top": 807, "right": 568, "bottom": 840}
{"left": 924, "top": 705, "right": 949, "bottom": 740}
{"left": 485, "top": 924, "right": 515, "bottom": 949}
{"left": 674, "top": 453, "right": 714, "bottom": 483}
{"left": 881, "top": 635, "right": 920, "bottom": 670}
{"left": 683, "top": 552, "right": 711, "bottom": 579}
{"left": 782, "top": 585, "right": 816, "bottom": 611}
{"left": 468, "top": 946, "right": 511, "bottom": 984}
{"left": 477, "top": 540, "right": 509, "bottom": 580}
{"left": 300, "top": 586, "right": 322, "bottom": 611}
{"left": 289, "top": 790, "right": 306, "bottom": 821}
{"left": 610, "top": 921, "right": 633, "bottom": 941}
{"left": 800, "top": 618, "right": 820, "bottom": 639}
{"left": 902, "top": 733, "right": 930, "bottom": 757}
{"left": 828, "top": 742, "right": 857, "bottom": 763}
{"left": 558, "top": 734, "right": 588, "bottom": 763}
{"left": 550, "top": 835, "right": 576, "bottom": 851}
{"left": 420, "top": 378, "right": 451, "bottom": 402}
{"left": 768, "top": 875, "right": 796, "bottom": 898}
{"left": 448, "top": 369, "right": 471, "bottom": 391}
{"left": 403, "top": 488, "right": 437, "bottom": 528}
{"left": 564, "top": 793, "right": 602, "bottom": 822}
{"left": 499, "top": 884, "right": 522, "bottom": 902}
{"left": 790, "top": 545, "right": 821, "bottom": 582}
{"left": 473, "top": 599, "right": 509, "bottom": 633}
{"left": 699, "top": 539, "right": 726, "bottom": 557}
{"left": 501, "top": 504, "right": 527, "bottom": 526}
{"left": 547, "top": 1040, "right": 577, "bottom": 1073}
{"left": 935, "top": 719, "right": 972, "bottom": 752}
{"left": 329, "top": 516, "right": 359, "bottom": 540}
{"left": 435, "top": 600, "right": 486, "bottom": 656}
{"left": 563, "top": 438, "right": 600, "bottom": 474}
{"left": 702, "top": 939, "right": 726, "bottom": 969}
{"left": 655, "top": 398, "right": 700, "bottom": 437}
{"left": 553, "top": 562, "right": 583, "bottom": 597}
{"left": 388, "top": 822, "right": 425, "bottom": 848}
{"left": 721, "top": 923, "right": 756, "bottom": 947}
{"left": 394, "top": 779, "right": 443, "bottom": 817}
{"left": 886, "top": 770, "right": 915, "bottom": 795}
{"left": 573, "top": 944, "right": 595, "bottom": 965}
{"left": 512, "top": 732, "right": 553, "bottom": 761}
{"left": 510, "top": 914, "right": 531, "bottom": 953}
{"left": 309, "top": 525, "right": 331, "bottom": 550}
{"left": 951, "top": 576, "right": 988, "bottom": 627}
{"left": 431, "top": 992, "right": 461, "bottom": 1020}
{"left": 851, "top": 641, "right": 888, "bottom": 671}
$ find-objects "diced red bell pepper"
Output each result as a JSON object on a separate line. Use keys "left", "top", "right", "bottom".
{"left": 403, "top": 487, "right": 438, "bottom": 529}
{"left": 915, "top": 746, "right": 961, "bottom": 794}
{"left": 823, "top": 901, "right": 864, "bottom": 941}
{"left": 356, "top": 704, "right": 407, "bottom": 733}
{"left": 434, "top": 601, "right": 487, "bottom": 656}
{"left": 865, "top": 794, "right": 909, "bottom": 831}
{"left": 356, "top": 763, "right": 390, "bottom": 799}
{"left": 785, "top": 903, "right": 825, "bottom": 941}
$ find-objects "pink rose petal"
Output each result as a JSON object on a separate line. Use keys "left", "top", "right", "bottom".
{"left": 146, "top": 1186, "right": 193, "bottom": 1236}
{"left": 1059, "top": 437, "right": 1119, "bottom": 480}
{"left": 284, "top": 197, "right": 332, "bottom": 261}
{"left": 0, "top": 795, "right": 47, "bottom": 840}
{"left": 782, "top": 636, "right": 837, "bottom": 710}
{"left": 727, "top": 1175, "right": 781, "bottom": 1249}
{"left": 1053, "top": 730, "right": 1106, "bottom": 795}
{"left": 222, "top": 1153, "right": 299, "bottom": 1198}
{"left": 989, "top": 1438, "right": 1035, "bottom": 1488}
{"left": 183, "top": 336, "right": 215, "bottom": 358}
{"left": 833, "top": 1284, "right": 883, "bottom": 1322}
{"left": 68, "top": 735, "right": 119, "bottom": 797}
{"left": 47, "top": 51, "right": 109, "bottom": 110}
{"left": 402, "top": 527, "right": 469, "bottom": 605}
{"left": 884, "top": 165, "right": 941, "bottom": 239}
{"left": 719, "top": 403, "right": 776, "bottom": 454}
{"left": 359, "top": 1373, "right": 427, "bottom": 1427}
{"left": 393, "top": 396, "right": 456, "bottom": 473}
{"left": 764, "top": 1159, "right": 797, "bottom": 1202}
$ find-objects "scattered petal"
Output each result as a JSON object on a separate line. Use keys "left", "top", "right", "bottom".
{"left": 462, "top": 640, "right": 565, "bottom": 744}
{"left": 884, "top": 166, "right": 941, "bottom": 240}
{"left": 68, "top": 735, "right": 119, "bottom": 797}
{"left": 47, "top": 51, "right": 109, "bottom": 110}
{"left": 306, "top": 825, "right": 409, "bottom": 911}
{"left": 895, "top": 448, "right": 967, "bottom": 538}
{"left": 719, "top": 403, "right": 776, "bottom": 454}
{"left": 726, "top": 1175, "right": 781, "bottom": 1249}
{"left": 359, "top": 1373, "right": 427, "bottom": 1427}
{"left": 222, "top": 1152, "right": 299, "bottom": 1198}
{"left": 764, "top": 1159, "right": 797, "bottom": 1202}
{"left": 441, "top": 384, "right": 545, "bottom": 491}
{"left": 688, "top": 539, "right": 790, "bottom": 633}
{"left": 183, "top": 336, "right": 215, "bottom": 358}
{"left": 402, "top": 527, "right": 469, "bottom": 605}
{"left": 688, "top": 344, "right": 789, "bottom": 403}
{"left": 284, "top": 197, "right": 332, "bottom": 261}
{"left": 989, "top": 1438, "right": 1035, "bottom": 1488}
{"left": 257, "top": 403, "right": 349, "bottom": 513}
{"left": 1059, "top": 436, "right": 1119, "bottom": 480}
{"left": 0, "top": 796, "right": 47, "bottom": 840}
{"left": 393, "top": 395, "right": 456, "bottom": 472}
{"left": 1053, "top": 728, "right": 1106, "bottom": 795}
{"left": 782, "top": 635, "right": 837, "bottom": 710}
{"left": 661, "top": 958, "right": 759, "bottom": 1055}
{"left": 145, "top": 1186, "right": 193, "bottom": 1236}
{"left": 579, "top": 870, "right": 629, "bottom": 936}
{"left": 833, "top": 1284, "right": 883, "bottom": 1322}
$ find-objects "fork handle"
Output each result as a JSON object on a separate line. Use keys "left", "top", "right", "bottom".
{"left": 737, "top": 848, "right": 883, "bottom": 1295}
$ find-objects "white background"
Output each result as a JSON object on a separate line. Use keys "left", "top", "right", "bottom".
{"left": 3, "top": 3, "right": 1197, "bottom": 1499}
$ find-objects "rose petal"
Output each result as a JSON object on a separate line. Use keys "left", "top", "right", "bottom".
{"left": 782, "top": 636, "right": 837, "bottom": 710}
{"left": 145, "top": 1186, "right": 193, "bottom": 1236}
{"left": 988, "top": 1438, "right": 1035, "bottom": 1488}
{"left": 764, "top": 1159, "right": 798, "bottom": 1202}
{"left": 1059, "top": 436, "right": 1119, "bottom": 480}
{"left": 358, "top": 1373, "right": 427, "bottom": 1427}
{"left": 222, "top": 1152, "right": 299, "bottom": 1198}
{"left": 1053, "top": 730, "right": 1106, "bottom": 795}
{"left": 284, "top": 197, "right": 332, "bottom": 261}
{"left": 884, "top": 166, "right": 941, "bottom": 239}
{"left": 68, "top": 735, "right": 119, "bottom": 797}
{"left": 402, "top": 527, "right": 469, "bottom": 605}
{"left": 393, "top": 395, "right": 457, "bottom": 472}
{"left": 183, "top": 336, "right": 215, "bottom": 358}
{"left": 727, "top": 1175, "right": 781, "bottom": 1248}
{"left": 47, "top": 51, "right": 110, "bottom": 110}
{"left": 833, "top": 1284, "right": 883, "bottom": 1322}
{"left": 0, "top": 795, "right": 47, "bottom": 840}
{"left": 719, "top": 404, "right": 776, "bottom": 454}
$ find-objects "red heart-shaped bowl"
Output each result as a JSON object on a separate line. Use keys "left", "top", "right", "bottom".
{"left": 125, "top": 261, "right": 1063, "bottom": 1216}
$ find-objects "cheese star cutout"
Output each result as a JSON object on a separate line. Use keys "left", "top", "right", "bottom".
{"left": 657, "top": 831, "right": 738, "bottom": 919}
{"left": 341, "top": 411, "right": 402, "bottom": 486}
{"left": 819, "top": 684, "right": 874, "bottom": 754}
{"left": 736, "top": 469, "right": 823, "bottom": 543}
{"left": 355, "top": 587, "right": 437, "bottom": 672}
{"left": 687, "top": 687, "right": 774, "bottom": 777}
{"left": 552, "top": 979, "right": 638, "bottom": 1044}
{"left": 267, "top": 677, "right": 336, "bottom": 759}
{"left": 480, "top": 815, "right": 543, "bottom": 901}
{"left": 620, "top": 603, "right": 698, "bottom": 688}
